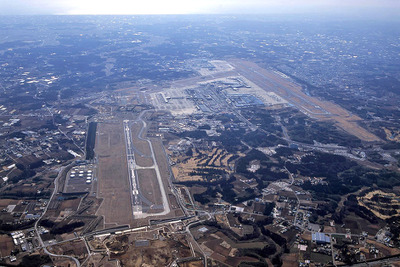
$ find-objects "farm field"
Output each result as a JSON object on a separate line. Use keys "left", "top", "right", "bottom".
{"left": 0, "top": 235, "right": 14, "bottom": 258}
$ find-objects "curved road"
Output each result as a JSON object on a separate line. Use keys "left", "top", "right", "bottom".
{"left": 34, "top": 163, "right": 81, "bottom": 267}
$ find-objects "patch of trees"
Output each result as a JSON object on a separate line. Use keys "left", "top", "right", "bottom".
{"left": 202, "top": 221, "right": 261, "bottom": 242}
{"left": 239, "top": 243, "right": 277, "bottom": 259}
{"left": 213, "top": 129, "right": 247, "bottom": 153}
{"left": 198, "top": 124, "right": 211, "bottom": 130}
{"left": 386, "top": 216, "right": 400, "bottom": 246}
{"left": 214, "top": 113, "right": 240, "bottom": 124}
{"left": 86, "top": 122, "right": 97, "bottom": 160}
{"left": 191, "top": 176, "right": 236, "bottom": 204}
{"left": 238, "top": 261, "right": 269, "bottom": 267}
{"left": 7, "top": 131, "right": 26, "bottom": 139}
{"left": 39, "top": 219, "right": 55, "bottom": 228}
{"left": 241, "top": 108, "right": 282, "bottom": 134}
{"left": 185, "top": 148, "right": 193, "bottom": 157}
{"left": 9, "top": 164, "right": 36, "bottom": 184}
{"left": 191, "top": 175, "right": 259, "bottom": 205}
{"left": 366, "top": 151, "right": 390, "bottom": 165}
{"left": 50, "top": 221, "right": 85, "bottom": 235}
{"left": 263, "top": 202, "right": 275, "bottom": 216}
{"left": 18, "top": 255, "right": 52, "bottom": 267}
{"left": 366, "top": 76, "right": 400, "bottom": 96}
{"left": 179, "top": 130, "right": 208, "bottom": 139}
{"left": 274, "top": 147, "right": 296, "bottom": 157}
{"left": 189, "top": 168, "right": 227, "bottom": 181}
{"left": 0, "top": 220, "right": 35, "bottom": 232}
{"left": 193, "top": 192, "right": 210, "bottom": 205}
{"left": 243, "top": 130, "right": 286, "bottom": 147}
{"left": 256, "top": 168, "right": 288, "bottom": 182}
{"left": 237, "top": 149, "right": 269, "bottom": 174}
{"left": 261, "top": 228, "right": 287, "bottom": 247}
{"left": 382, "top": 141, "right": 400, "bottom": 150}
{"left": 0, "top": 190, "right": 51, "bottom": 200}
{"left": 345, "top": 195, "right": 378, "bottom": 224}
{"left": 285, "top": 120, "right": 362, "bottom": 148}
{"left": 287, "top": 152, "right": 355, "bottom": 177}
{"left": 42, "top": 120, "right": 57, "bottom": 130}
{"left": 53, "top": 114, "right": 68, "bottom": 124}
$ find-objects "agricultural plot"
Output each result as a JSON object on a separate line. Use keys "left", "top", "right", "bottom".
{"left": 0, "top": 235, "right": 14, "bottom": 258}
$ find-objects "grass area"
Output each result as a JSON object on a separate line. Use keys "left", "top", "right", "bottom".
{"left": 310, "top": 252, "right": 332, "bottom": 263}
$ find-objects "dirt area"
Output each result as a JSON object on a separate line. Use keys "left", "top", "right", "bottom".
{"left": 194, "top": 225, "right": 268, "bottom": 266}
{"left": 137, "top": 169, "right": 163, "bottom": 208}
{"left": 48, "top": 239, "right": 88, "bottom": 262}
{"left": 336, "top": 213, "right": 382, "bottom": 235}
{"left": 96, "top": 121, "right": 134, "bottom": 227}
{"left": 50, "top": 257, "right": 78, "bottom": 267}
{"left": 178, "top": 260, "right": 204, "bottom": 267}
{"left": 366, "top": 239, "right": 400, "bottom": 257}
{"left": 282, "top": 253, "right": 300, "bottom": 267}
{"left": 0, "top": 198, "right": 19, "bottom": 209}
{"left": 384, "top": 127, "right": 400, "bottom": 142}
{"left": 108, "top": 234, "right": 191, "bottom": 266}
{"left": 151, "top": 138, "right": 173, "bottom": 199}
{"left": 229, "top": 59, "right": 380, "bottom": 142}
{"left": 130, "top": 120, "right": 152, "bottom": 156}
{"left": 85, "top": 253, "right": 119, "bottom": 267}
{"left": 135, "top": 155, "right": 154, "bottom": 167}
{"left": 0, "top": 235, "right": 14, "bottom": 257}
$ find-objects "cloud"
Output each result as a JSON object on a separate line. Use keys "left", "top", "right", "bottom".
{"left": 0, "top": 0, "right": 399, "bottom": 15}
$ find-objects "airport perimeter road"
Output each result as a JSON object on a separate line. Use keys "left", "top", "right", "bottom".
{"left": 136, "top": 111, "right": 170, "bottom": 216}
{"left": 123, "top": 112, "right": 171, "bottom": 218}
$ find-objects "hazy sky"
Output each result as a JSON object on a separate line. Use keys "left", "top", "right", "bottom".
{"left": 0, "top": 0, "right": 399, "bottom": 15}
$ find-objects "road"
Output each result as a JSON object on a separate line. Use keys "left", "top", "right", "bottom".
{"left": 34, "top": 163, "right": 81, "bottom": 267}
{"left": 342, "top": 255, "right": 400, "bottom": 267}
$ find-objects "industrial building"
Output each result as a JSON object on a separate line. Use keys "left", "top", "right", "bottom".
{"left": 312, "top": 232, "right": 331, "bottom": 244}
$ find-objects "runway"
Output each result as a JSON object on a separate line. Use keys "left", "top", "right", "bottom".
{"left": 123, "top": 120, "right": 142, "bottom": 217}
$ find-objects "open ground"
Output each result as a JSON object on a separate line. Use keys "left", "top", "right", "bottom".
{"left": 95, "top": 121, "right": 134, "bottom": 227}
